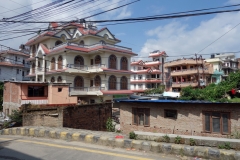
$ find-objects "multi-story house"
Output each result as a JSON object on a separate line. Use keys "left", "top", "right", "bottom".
{"left": 211, "top": 53, "right": 238, "bottom": 81}
{"left": 0, "top": 45, "right": 30, "bottom": 82}
{"left": 204, "top": 57, "right": 224, "bottom": 84}
{"left": 130, "top": 50, "right": 167, "bottom": 93}
{"left": 24, "top": 22, "right": 136, "bottom": 103}
{"left": 164, "top": 58, "right": 212, "bottom": 92}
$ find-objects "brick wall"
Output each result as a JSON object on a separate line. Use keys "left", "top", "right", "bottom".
{"left": 120, "top": 102, "right": 240, "bottom": 138}
{"left": 22, "top": 103, "right": 112, "bottom": 131}
{"left": 63, "top": 103, "right": 112, "bottom": 131}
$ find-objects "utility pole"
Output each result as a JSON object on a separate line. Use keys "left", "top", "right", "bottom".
{"left": 200, "top": 55, "right": 205, "bottom": 88}
{"left": 195, "top": 53, "right": 200, "bottom": 88}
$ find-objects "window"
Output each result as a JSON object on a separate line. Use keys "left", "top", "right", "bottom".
{"left": 74, "top": 76, "right": 84, "bottom": 88}
{"left": 16, "top": 69, "right": 19, "bottom": 74}
{"left": 109, "top": 55, "right": 117, "bottom": 69}
{"left": 23, "top": 60, "right": 25, "bottom": 65}
{"left": 120, "top": 57, "right": 128, "bottom": 70}
{"left": 90, "top": 99, "right": 95, "bottom": 104}
{"left": 58, "top": 88, "right": 62, "bottom": 92}
{"left": 108, "top": 75, "right": 117, "bottom": 90}
{"left": 51, "top": 77, "right": 55, "bottom": 82}
{"left": 51, "top": 57, "right": 55, "bottom": 70}
{"left": 203, "top": 111, "right": 230, "bottom": 134}
{"left": 55, "top": 40, "right": 63, "bottom": 46}
{"left": 138, "top": 84, "right": 143, "bottom": 89}
{"left": 58, "top": 56, "right": 63, "bottom": 69}
{"left": 74, "top": 55, "right": 84, "bottom": 67}
{"left": 138, "top": 75, "right": 142, "bottom": 80}
{"left": 22, "top": 71, "right": 24, "bottom": 77}
{"left": 95, "top": 55, "right": 101, "bottom": 65}
{"left": 94, "top": 75, "right": 101, "bottom": 87}
{"left": 132, "top": 108, "right": 150, "bottom": 126}
{"left": 134, "top": 75, "right": 136, "bottom": 80}
{"left": 164, "top": 110, "right": 177, "bottom": 119}
{"left": 57, "top": 76, "right": 62, "bottom": 82}
{"left": 100, "top": 40, "right": 106, "bottom": 44}
{"left": 79, "top": 40, "right": 84, "bottom": 46}
{"left": 28, "top": 86, "right": 45, "bottom": 97}
{"left": 120, "top": 76, "right": 128, "bottom": 90}
{"left": 32, "top": 45, "right": 36, "bottom": 56}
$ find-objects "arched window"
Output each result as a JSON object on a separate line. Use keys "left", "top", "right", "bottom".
{"left": 51, "top": 57, "right": 55, "bottom": 70}
{"left": 109, "top": 75, "right": 117, "bottom": 90}
{"left": 95, "top": 55, "right": 101, "bottom": 65}
{"left": 58, "top": 56, "right": 63, "bottom": 69}
{"left": 32, "top": 62, "right": 35, "bottom": 74}
{"left": 95, "top": 75, "right": 101, "bottom": 87}
{"left": 109, "top": 55, "right": 117, "bottom": 69}
{"left": 38, "top": 61, "right": 40, "bottom": 67}
{"left": 74, "top": 76, "right": 84, "bottom": 88}
{"left": 99, "top": 40, "right": 106, "bottom": 45}
{"left": 57, "top": 76, "right": 62, "bottom": 82}
{"left": 79, "top": 40, "right": 84, "bottom": 46}
{"left": 74, "top": 55, "right": 84, "bottom": 68}
{"left": 120, "top": 76, "right": 128, "bottom": 90}
{"left": 120, "top": 57, "right": 128, "bottom": 70}
{"left": 51, "top": 76, "right": 55, "bottom": 83}
{"left": 104, "top": 34, "right": 109, "bottom": 39}
{"left": 61, "top": 34, "right": 67, "bottom": 41}
{"left": 55, "top": 40, "right": 63, "bottom": 46}
{"left": 76, "top": 33, "right": 80, "bottom": 38}
{"left": 32, "top": 45, "right": 36, "bottom": 57}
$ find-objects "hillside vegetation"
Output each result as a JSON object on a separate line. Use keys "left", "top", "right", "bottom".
{"left": 180, "top": 71, "right": 240, "bottom": 102}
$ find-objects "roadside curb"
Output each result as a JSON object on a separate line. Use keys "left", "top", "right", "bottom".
{"left": 1, "top": 127, "right": 240, "bottom": 160}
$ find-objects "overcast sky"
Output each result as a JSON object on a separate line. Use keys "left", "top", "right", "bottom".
{"left": 1, "top": 0, "right": 240, "bottom": 61}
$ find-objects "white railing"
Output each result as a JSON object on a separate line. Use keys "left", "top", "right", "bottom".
{"left": 21, "top": 99, "right": 48, "bottom": 105}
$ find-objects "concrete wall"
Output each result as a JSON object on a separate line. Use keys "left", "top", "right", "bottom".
{"left": 22, "top": 103, "right": 112, "bottom": 131}
{"left": 63, "top": 103, "right": 112, "bottom": 131}
{"left": 3, "top": 82, "right": 21, "bottom": 115}
{"left": 120, "top": 102, "right": 240, "bottom": 138}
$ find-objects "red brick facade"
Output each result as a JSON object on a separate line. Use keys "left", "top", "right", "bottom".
{"left": 120, "top": 102, "right": 240, "bottom": 138}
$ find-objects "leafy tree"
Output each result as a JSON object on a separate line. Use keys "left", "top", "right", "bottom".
{"left": 180, "top": 71, "right": 240, "bottom": 102}
{"left": 145, "top": 85, "right": 165, "bottom": 95}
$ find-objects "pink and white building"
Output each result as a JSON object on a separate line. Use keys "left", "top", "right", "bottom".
{"left": 24, "top": 22, "right": 137, "bottom": 103}
{"left": 130, "top": 50, "right": 167, "bottom": 93}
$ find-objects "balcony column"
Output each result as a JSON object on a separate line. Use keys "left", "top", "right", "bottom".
{"left": 42, "top": 55, "right": 45, "bottom": 82}
{"left": 181, "top": 76, "right": 183, "bottom": 83}
{"left": 35, "top": 57, "right": 38, "bottom": 82}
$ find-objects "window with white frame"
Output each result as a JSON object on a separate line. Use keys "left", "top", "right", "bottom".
{"left": 138, "top": 84, "right": 143, "bottom": 89}
{"left": 138, "top": 75, "right": 142, "bottom": 80}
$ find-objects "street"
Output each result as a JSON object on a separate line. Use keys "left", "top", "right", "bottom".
{"left": 0, "top": 135, "right": 180, "bottom": 160}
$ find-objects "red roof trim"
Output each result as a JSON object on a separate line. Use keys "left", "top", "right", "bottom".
{"left": 102, "top": 68, "right": 133, "bottom": 73}
{"left": 101, "top": 90, "right": 133, "bottom": 95}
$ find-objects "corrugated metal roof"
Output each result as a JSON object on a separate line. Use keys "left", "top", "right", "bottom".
{"left": 117, "top": 99, "right": 239, "bottom": 104}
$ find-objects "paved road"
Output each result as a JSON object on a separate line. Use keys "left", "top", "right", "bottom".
{"left": 0, "top": 135, "right": 181, "bottom": 160}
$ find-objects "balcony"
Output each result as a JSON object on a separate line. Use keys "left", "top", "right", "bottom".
{"left": 165, "top": 59, "right": 203, "bottom": 67}
{"left": 69, "top": 87, "right": 105, "bottom": 96}
{"left": 21, "top": 99, "right": 48, "bottom": 105}
{"left": 66, "top": 64, "right": 106, "bottom": 73}
{"left": 51, "top": 42, "right": 134, "bottom": 55}
{"left": 171, "top": 68, "right": 209, "bottom": 76}
{"left": 172, "top": 82, "right": 198, "bottom": 88}
{"left": 131, "top": 78, "right": 162, "bottom": 83}
{"left": 0, "top": 59, "right": 24, "bottom": 67}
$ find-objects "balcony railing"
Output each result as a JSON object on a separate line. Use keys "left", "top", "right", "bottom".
{"left": 69, "top": 87, "right": 105, "bottom": 92}
{"left": 51, "top": 42, "right": 132, "bottom": 52}
{"left": 21, "top": 99, "right": 48, "bottom": 105}
{"left": 67, "top": 64, "right": 106, "bottom": 71}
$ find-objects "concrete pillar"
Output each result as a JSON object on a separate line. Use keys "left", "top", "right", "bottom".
{"left": 43, "top": 55, "right": 45, "bottom": 82}
{"left": 35, "top": 57, "right": 38, "bottom": 82}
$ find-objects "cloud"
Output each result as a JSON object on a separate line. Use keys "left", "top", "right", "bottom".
{"left": 140, "top": 11, "right": 240, "bottom": 60}
{"left": 0, "top": 0, "right": 132, "bottom": 49}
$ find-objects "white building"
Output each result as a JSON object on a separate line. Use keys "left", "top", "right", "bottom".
{"left": 0, "top": 45, "right": 30, "bottom": 82}
{"left": 24, "top": 22, "right": 137, "bottom": 103}
{"left": 130, "top": 50, "right": 167, "bottom": 93}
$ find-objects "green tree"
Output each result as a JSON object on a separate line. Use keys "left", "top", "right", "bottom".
{"left": 180, "top": 71, "right": 240, "bottom": 102}
{"left": 145, "top": 85, "right": 165, "bottom": 95}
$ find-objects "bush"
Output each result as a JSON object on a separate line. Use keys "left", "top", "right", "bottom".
{"left": 129, "top": 131, "right": 137, "bottom": 139}
{"left": 189, "top": 138, "right": 196, "bottom": 146}
{"left": 162, "top": 134, "right": 170, "bottom": 143}
{"left": 9, "top": 110, "right": 22, "bottom": 123}
{"left": 174, "top": 136, "right": 182, "bottom": 144}
{"left": 106, "top": 117, "right": 115, "bottom": 132}
{"left": 218, "top": 142, "right": 232, "bottom": 150}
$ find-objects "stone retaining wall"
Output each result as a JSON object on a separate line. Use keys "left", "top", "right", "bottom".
{"left": 1, "top": 127, "right": 240, "bottom": 160}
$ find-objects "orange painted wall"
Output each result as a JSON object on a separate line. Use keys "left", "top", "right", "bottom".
{"left": 48, "top": 85, "right": 77, "bottom": 104}
{"left": 20, "top": 83, "right": 48, "bottom": 100}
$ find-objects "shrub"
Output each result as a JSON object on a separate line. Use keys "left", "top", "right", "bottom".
{"left": 174, "top": 136, "right": 182, "bottom": 144}
{"left": 162, "top": 134, "right": 170, "bottom": 143}
{"left": 189, "top": 138, "right": 196, "bottom": 146}
{"left": 106, "top": 117, "right": 115, "bottom": 132}
{"left": 129, "top": 131, "right": 137, "bottom": 139}
{"left": 218, "top": 142, "right": 232, "bottom": 150}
